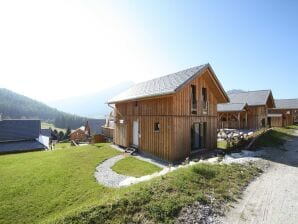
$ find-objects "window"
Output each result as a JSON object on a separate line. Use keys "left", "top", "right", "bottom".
{"left": 202, "top": 87, "right": 208, "bottom": 110}
{"left": 190, "top": 85, "right": 197, "bottom": 114}
{"left": 154, "top": 122, "right": 160, "bottom": 132}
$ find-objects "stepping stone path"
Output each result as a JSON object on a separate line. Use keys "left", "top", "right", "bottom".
{"left": 94, "top": 155, "right": 130, "bottom": 188}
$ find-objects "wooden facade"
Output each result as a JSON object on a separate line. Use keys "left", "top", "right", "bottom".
{"left": 218, "top": 111, "right": 248, "bottom": 129}
{"left": 268, "top": 108, "right": 298, "bottom": 127}
{"left": 112, "top": 67, "right": 228, "bottom": 162}
{"left": 218, "top": 92, "right": 275, "bottom": 130}
{"left": 69, "top": 128, "right": 88, "bottom": 142}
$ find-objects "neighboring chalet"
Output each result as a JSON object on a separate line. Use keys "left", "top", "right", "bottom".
{"left": 85, "top": 119, "right": 106, "bottom": 143}
{"left": 217, "top": 90, "right": 275, "bottom": 130}
{"left": 108, "top": 64, "right": 229, "bottom": 162}
{"left": 69, "top": 126, "right": 88, "bottom": 142}
{"left": 268, "top": 99, "right": 298, "bottom": 127}
{"left": 102, "top": 111, "right": 115, "bottom": 140}
{"left": 0, "top": 119, "right": 47, "bottom": 154}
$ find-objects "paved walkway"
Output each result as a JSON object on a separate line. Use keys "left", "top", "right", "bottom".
{"left": 94, "top": 155, "right": 129, "bottom": 188}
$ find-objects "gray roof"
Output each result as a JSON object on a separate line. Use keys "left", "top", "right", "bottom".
{"left": 274, "top": 99, "right": 298, "bottom": 109}
{"left": 86, "top": 119, "right": 105, "bottom": 135}
{"left": 108, "top": 64, "right": 228, "bottom": 103}
{"left": 228, "top": 90, "right": 273, "bottom": 106}
{"left": 0, "top": 119, "right": 41, "bottom": 142}
{"left": 0, "top": 140, "right": 46, "bottom": 154}
{"left": 217, "top": 103, "right": 247, "bottom": 112}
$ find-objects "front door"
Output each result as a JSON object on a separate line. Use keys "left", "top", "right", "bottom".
{"left": 133, "top": 120, "right": 139, "bottom": 146}
{"left": 191, "top": 122, "right": 207, "bottom": 151}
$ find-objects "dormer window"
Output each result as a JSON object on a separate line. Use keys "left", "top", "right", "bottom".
{"left": 191, "top": 85, "right": 197, "bottom": 114}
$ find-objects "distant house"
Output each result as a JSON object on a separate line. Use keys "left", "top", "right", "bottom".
{"left": 102, "top": 111, "right": 115, "bottom": 140}
{"left": 268, "top": 99, "right": 298, "bottom": 127}
{"left": 218, "top": 90, "right": 275, "bottom": 130}
{"left": 0, "top": 119, "right": 47, "bottom": 154}
{"left": 85, "top": 119, "right": 106, "bottom": 143}
{"left": 69, "top": 126, "right": 89, "bottom": 142}
{"left": 108, "top": 63, "right": 229, "bottom": 162}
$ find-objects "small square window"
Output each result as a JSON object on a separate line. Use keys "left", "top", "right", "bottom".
{"left": 154, "top": 122, "right": 160, "bottom": 132}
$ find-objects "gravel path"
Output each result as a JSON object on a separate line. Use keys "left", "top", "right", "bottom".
{"left": 221, "top": 131, "right": 298, "bottom": 224}
{"left": 94, "top": 155, "right": 129, "bottom": 188}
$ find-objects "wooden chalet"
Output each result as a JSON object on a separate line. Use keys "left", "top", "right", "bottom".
{"left": 69, "top": 126, "right": 88, "bottom": 142}
{"left": 102, "top": 111, "right": 115, "bottom": 140}
{"left": 108, "top": 64, "right": 229, "bottom": 162}
{"left": 268, "top": 99, "right": 298, "bottom": 127}
{"left": 217, "top": 90, "right": 275, "bottom": 130}
{"left": 85, "top": 119, "right": 106, "bottom": 143}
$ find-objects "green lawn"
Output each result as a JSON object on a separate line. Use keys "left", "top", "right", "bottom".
{"left": 112, "top": 156, "right": 162, "bottom": 177}
{"left": 0, "top": 143, "right": 120, "bottom": 224}
{"left": 54, "top": 142, "right": 71, "bottom": 149}
{"left": 41, "top": 122, "right": 66, "bottom": 133}
{"left": 0, "top": 143, "right": 261, "bottom": 224}
{"left": 254, "top": 125, "right": 298, "bottom": 148}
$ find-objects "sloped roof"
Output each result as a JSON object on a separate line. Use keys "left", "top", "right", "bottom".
{"left": 86, "top": 119, "right": 105, "bottom": 135}
{"left": 228, "top": 90, "right": 274, "bottom": 106}
{"left": 274, "top": 99, "right": 298, "bottom": 109}
{"left": 0, "top": 140, "right": 46, "bottom": 153}
{"left": 217, "top": 103, "right": 247, "bottom": 112}
{"left": 0, "top": 119, "right": 41, "bottom": 142}
{"left": 108, "top": 64, "right": 228, "bottom": 103}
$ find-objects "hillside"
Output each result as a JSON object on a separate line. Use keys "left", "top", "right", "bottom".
{"left": 0, "top": 88, "right": 86, "bottom": 129}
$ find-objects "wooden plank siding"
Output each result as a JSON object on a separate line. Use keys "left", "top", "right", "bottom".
{"left": 113, "top": 69, "right": 226, "bottom": 162}
{"left": 268, "top": 108, "right": 297, "bottom": 127}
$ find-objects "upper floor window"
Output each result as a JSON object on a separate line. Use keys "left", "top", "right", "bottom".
{"left": 154, "top": 122, "right": 160, "bottom": 132}
{"left": 202, "top": 87, "right": 208, "bottom": 111}
{"left": 190, "top": 85, "right": 197, "bottom": 114}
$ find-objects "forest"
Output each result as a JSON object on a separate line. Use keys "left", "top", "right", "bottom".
{"left": 0, "top": 88, "right": 87, "bottom": 129}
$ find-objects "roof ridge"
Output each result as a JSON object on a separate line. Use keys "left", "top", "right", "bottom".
{"left": 130, "top": 64, "right": 208, "bottom": 86}
{"left": 275, "top": 98, "right": 298, "bottom": 101}
{"left": 228, "top": 89, "right": 271, "bottom": 95}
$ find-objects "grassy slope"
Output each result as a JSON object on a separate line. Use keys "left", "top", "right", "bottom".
{"left": 0, "top": 143, "right": 261, "bottom": 224}
{"left": 254, "top": 125, "right": 298, "bottom": 148}
{"left": 60, "top": 164, "right": 260, "bottom": 224}
{"left": 112, "top": 156, "right": 162, "bottom": 177}
{"left": 0, "top": 144, "right": 120, "bottom": 224}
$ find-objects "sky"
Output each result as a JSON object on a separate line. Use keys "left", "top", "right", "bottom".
{"left": 0, "top": 0, "right": 297, "bottom": 102}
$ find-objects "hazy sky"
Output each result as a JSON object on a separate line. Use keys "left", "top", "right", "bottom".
{"left": 0, "top": 0, "right": 297, "bottom": 102}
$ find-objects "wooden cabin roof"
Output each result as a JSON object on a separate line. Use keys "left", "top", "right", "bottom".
{"left": 217, "top": 103, "right": 247, "bottom": 112}
{"left": 274, "top": 99, "right": 298, "bottom": 109}
{"left": 227, "top": 90, "right": 275, "bottom": 107}
{"left": 108, "top": 63, "right": 229, "bottom": 104}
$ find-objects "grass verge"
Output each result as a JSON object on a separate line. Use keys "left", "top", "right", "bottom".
{"left": 112, "top": 156, "right": 162, "bottom": 177}
{"left": 58, "top": 163, "right": 261, "bottom": 224}
{"left": 254, "top": 125, "right": 298, "bottom": 148}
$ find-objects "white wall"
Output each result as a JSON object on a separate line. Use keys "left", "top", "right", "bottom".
{"left": 38, "top": 135, "right": 50, "bottom": 149}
